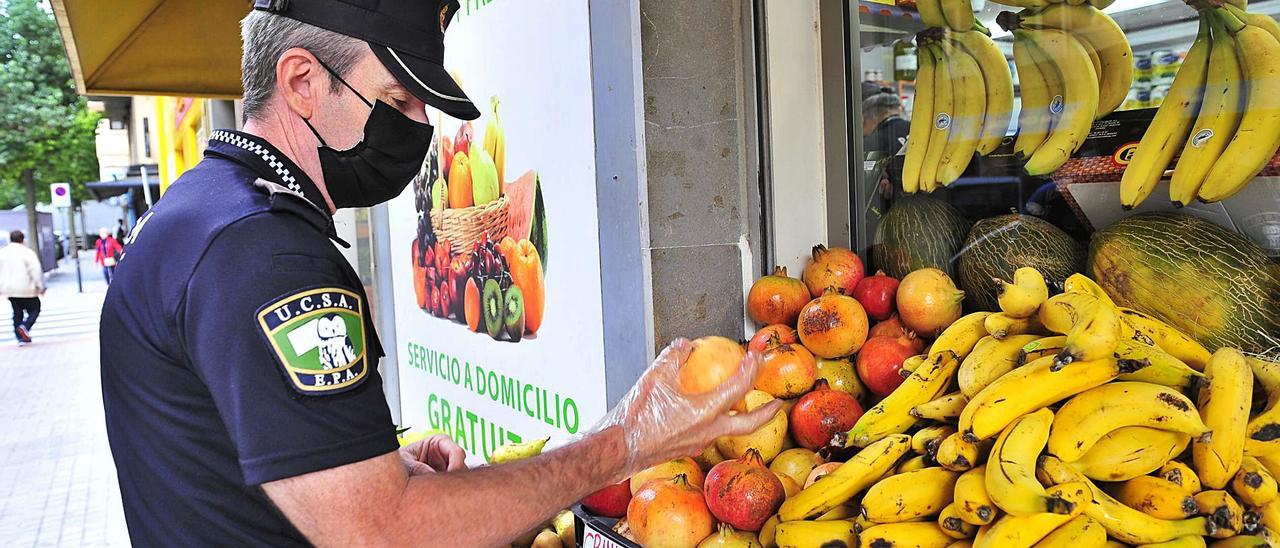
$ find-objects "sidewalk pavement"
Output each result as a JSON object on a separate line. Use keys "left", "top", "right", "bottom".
{"left": 0, "top": 256, "right": 129, "bottom": 546}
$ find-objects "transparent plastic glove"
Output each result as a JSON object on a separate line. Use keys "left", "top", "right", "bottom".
{"left": 591, "top": 338, "right": 784, "bottom": 479}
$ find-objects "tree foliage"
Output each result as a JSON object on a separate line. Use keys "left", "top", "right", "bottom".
{"left": 0, "top": 0, "right": 100, "bottom": 209}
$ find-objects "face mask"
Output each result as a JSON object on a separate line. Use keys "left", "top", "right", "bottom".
{"left": 302, "top": 58, "right": 434, "bottom": 209}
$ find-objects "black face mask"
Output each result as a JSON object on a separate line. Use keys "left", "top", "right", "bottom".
{"left": 302, "top": 59, "right": 434, "bottom": 209}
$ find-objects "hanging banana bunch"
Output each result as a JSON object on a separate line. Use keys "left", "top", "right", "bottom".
{"left": 901, "top": 0, "right": 1014, "bottom": 194}
{"left": 1118, "top": 4, "right": 1280, "bottom": 207}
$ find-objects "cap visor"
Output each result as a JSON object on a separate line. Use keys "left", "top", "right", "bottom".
{"left": 372, "top": 46, "right": 480, "bottom": 121}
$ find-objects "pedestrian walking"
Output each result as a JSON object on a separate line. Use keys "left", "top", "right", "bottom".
{"left": 94, "top": 227, "right": 123, "bottom": 285}
{"left": 0, "top": 230, "right": 45, "bottom": 345}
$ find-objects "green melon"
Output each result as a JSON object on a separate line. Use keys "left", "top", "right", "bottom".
{"left": 870, "top": 195, "right": 971, "bottom": 279}
{"left": 956, "top": 214, "right": 1085, "bottom": 311}
{"left": 1088, "top": 212, "right": 1280, "bottom": 355}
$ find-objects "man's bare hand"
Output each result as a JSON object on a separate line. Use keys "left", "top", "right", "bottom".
{"left": 595, "top": 338, "right": 783, "bottom": 480}
{"left": 399, "top": 434, "right": 467, "bottom": 475}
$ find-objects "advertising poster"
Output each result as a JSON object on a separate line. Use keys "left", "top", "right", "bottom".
{"left": 388, "top": 0, "right": 609, "bottom": 463}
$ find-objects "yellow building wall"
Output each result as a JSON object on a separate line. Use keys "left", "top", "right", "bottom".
{"left": 154, "top": 97, "right": 209, "bottom": 194}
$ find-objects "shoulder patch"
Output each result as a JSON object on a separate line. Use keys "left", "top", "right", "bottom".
{"left": 256, "top": 287, "right": 368, "bottom": 395}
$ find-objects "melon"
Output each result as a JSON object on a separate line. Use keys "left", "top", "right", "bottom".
{"left": 871, "top": 195, "right": 971, "bottom": 279}
{"left": 1088, "top": 212, "right": 1280, "bottom": 355}
{"left": 956, "top": 214, "right": 1085, "bottom": 311}
{"left": 504, "top": 170, "right": 548, "bottom": 270}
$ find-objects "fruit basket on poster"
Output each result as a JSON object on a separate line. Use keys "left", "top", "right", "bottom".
{"left": 430, "top": 195, "right": 509, "bottom": 257}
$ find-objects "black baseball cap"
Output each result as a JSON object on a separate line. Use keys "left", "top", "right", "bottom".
{"left": 253, "top": 0, "right": 480, "bottom": 120}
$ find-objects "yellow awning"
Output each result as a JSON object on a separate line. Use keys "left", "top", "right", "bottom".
{"left": 51, "top": 0, "right": 250, "bottom": 99}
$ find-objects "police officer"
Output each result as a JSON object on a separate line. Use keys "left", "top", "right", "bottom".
{"left": 99, "top": 1, "right": 779, "bottom": 545}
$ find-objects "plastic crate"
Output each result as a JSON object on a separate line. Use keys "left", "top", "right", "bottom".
{"left": 572, "top": 504, "right": 639, "bottom": 547}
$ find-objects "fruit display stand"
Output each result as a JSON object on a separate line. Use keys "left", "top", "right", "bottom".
{"left": 572, "top": 505, "right": 638, "bottom": 548}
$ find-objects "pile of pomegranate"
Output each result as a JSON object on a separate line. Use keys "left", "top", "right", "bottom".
{"left": 575, "top": 245, "right": 972, "bottom": 547}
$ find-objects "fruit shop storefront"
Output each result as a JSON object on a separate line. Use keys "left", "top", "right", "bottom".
{"left": 56, "top": 0, "right": 1280, "bottom": 545}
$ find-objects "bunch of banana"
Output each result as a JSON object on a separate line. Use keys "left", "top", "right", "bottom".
{"left": 483, "top": 96, "right": 506, "bottom": 186}
{"left": 901, "top": 24, "right": 1014, "bottom": 194}
{"left": 996, "top": 3, "right": 1131, "bottom": 176}
{"left": 1121, "top": 6, "right": 1280, "bottom": 208}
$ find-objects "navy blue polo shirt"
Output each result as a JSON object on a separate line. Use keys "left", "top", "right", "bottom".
{"left": 100, "top": 130, "right": 398, "bottom": 546}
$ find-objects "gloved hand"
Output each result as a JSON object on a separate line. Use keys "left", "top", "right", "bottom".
{"left": 592, "top": 338, "right": 784, "bottom": 480}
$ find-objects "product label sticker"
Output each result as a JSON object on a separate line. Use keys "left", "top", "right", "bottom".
{"left": 1050, "top": 95, "right": 1065, "bottom": 115}
{"left": 257, "top": 287, "right": 369, "bottom": 395}
{"left": 1191, "top": 128, "right": 1214, "bottom": 148}
{"left": 934, "top": 112, "right": 952, "bottom": 131}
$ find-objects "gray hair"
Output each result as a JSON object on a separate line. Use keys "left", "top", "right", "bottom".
{"left": 863, "top": 93, "right": 904, "bottom": 122}
{"left": 239, "top": 11, "right": 367, "bottom": 122}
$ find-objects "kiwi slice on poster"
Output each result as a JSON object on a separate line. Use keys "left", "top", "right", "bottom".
{"left": 483, "top": 278, "right": 504, "bottom": 340}
{"left": 504, "top": 285, "right": 525, "bottom": 342}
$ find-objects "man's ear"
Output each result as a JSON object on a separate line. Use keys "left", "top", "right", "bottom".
{"left": 277, "top": 47, "right": 323, "bottom": 120}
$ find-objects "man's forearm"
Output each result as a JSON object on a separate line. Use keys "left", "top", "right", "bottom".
{"left": 394, "top": 426, "right": 627, "bottom": 546}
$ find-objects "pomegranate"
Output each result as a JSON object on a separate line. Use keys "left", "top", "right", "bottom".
{"left": 789, "top": 380, "right": 864, "bottom": 450}
{"left": 746, "top": 266, "right": 810, "bottom": 326}
{"left": 754, "top": 340, "right": 818, "bottom": 398}
{"left": 698, "top": 524, "right": 765, "bottom": 548}
{"left": 852, "top": 270, "right": 900, "bottom": 321}
{"left": 856, "top": 335, "right": 920, "bottom": 397}
{"left": 678, "top": 336, "right": 745, "bottom": 394}
{"left": 804, "top": 462, "right": 841, "bottom": 487}
{"left": 802, "top": 244, "right": 865, "bottom": 297}
{"left": 582, "top": 479, "right": 631, "bottom": 518}
{"left": 897, "top": 268, "right": 965, "bottom": 337}
{"left": 797, "top": 290, "right": 869, "bottom": 359}
{"left": 867, "top": 315, "right": 924, "bottom": 352}
{"left": 704, "top": 449, "right": 785, "bottom": 531}
{"left": 768, "top": 448, "right": 826, "bottom": 486}
{"left": 747, "top": 325, "right": 798, "bottom": 354}
{"left": 628, "top": 474, "right": 715, "bottom": 548}
{"left": 630, "top": 457, "right": 704, "bottom": 495}
{"left": 814, "top": 357, "right": 866, "bottom": 402}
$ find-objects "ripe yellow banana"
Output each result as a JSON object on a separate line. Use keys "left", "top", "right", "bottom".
{"left": 1055, "top": 293, "right": 1122, "bottom": 370}
{"left": 1037, "top": 455, "right": 1215, "bottom": 544}
{"left": 1048, "top": 382, "right": 1211, "bottom": 462}
{"left": 1081, "top": 37, "right": 1103, "bottom": 84}
{"left": 915, "top": 425, "right": 961, "bottom": 455}
{"left": 1062, "top": 273, "right": 1117, "bottom": 307}
{"left": 913, "top": 391, "right": 970, "bottom": 422}
{"left": 974, "top": 482, "right": 1090, "bottom": 548}
{"left": 1169, "top": 13, "right": 1244, "bottom": 207}
{"left": 1034, "top": 514, "right": 1107, "bottom": 548}
{"left": 1194, "top": 489, "right": 1245, "bottom": 538}
{"left": 986, "top": 312, "right": 1049, "bottom": 340}
{"left": 483, "top": 96, "right": 505, "bottom": 187}
{"left": 1012, "top": 29, "right": 1056, "bottom": 159}
{"left": 775, "top": 519, "right": 857, "bottom": 547}
{"left": 1160, "top": 461, "right": 1204, "bottom": 493}
{"left": 760, "top": 514, "right": 781, "bottom": 545}
{"left": 939, "top": 502, "right": 979, "bottom": 539}
{"left": 1226, "top": 4, "right": 1280, "bottom": 43}
{"left": 1246, "top": 356, "right": 1280, "bottom": 457}
{"left": 1118, "top": 15, "right": 1211, "bottom": 208}
{"left": 1194, "top": 348, "right": 1252, "bottom": 489}
{"left": 959, "top": 335, "right": 1041, "bottom": 398}
{"left": 1117, "top": 308, "right": 1213, "bottom": 371}
{"left": 815, "top": 504, "right": 857, "bottom": 521}
{"left": 1206, "top": 534, "right": 1277, "bottom": 547}
{"left": 1114, "top": 339, "right": 1206, "bottom": 391}
{"left": 988, "top": 0, "right": 1051, "bottom": 8}
{"left": 996, "top": 267, "right": 1051, "bottom": 319}
{"left": 1021, "top": 29, "right": 1099, "bottom": 176}
{"left": 903, "top": 45, "right": 938, "bottom": 194}
{"left": 942, "top": 0, "right": 975, "bottom": 32}
{"left": 849, "top": 352, "right": 961, "bottom": 447}
{"left": 917, "top": 0, "right": 949, "bottom": 29}
{"left": 864, "top": 467, "right": 961, "bottom": 522}
{"left": 938, "top": 40, "right": 986, "bottom": 185}
{"left": 1108, "top": 475, "right": 1199, "bottom": 520}
{"left": 922, "top": 41, "right": 956, "bottom": 192}
{"left": 960, "top": 356, "right": 1140, "bottom": 442}
{"left": 1139, "top": 536, "right": 1208, "bottom": 547}
{"left": 933, "top": 312, "right": 994, "bottom": 360}
{"left": 952, "top": 30, "right": 1014, "bottom": 155}
{"left": 1199, "top": 8, "right": 1280, "bottom": 203}
{"left": 938, "top": 432, "right": 988, "bottom": 472}
{"left": 989, "top": 409, "right": 1079, "bottom": 516}
{"left": 1019, "top": 335, "right": 1068, "bottom": 366}
{"left": 955, "top": 465, "right": 997, "bottom": 526}
{"left": 1070, "top": 426, "right": 1192, "bottom": 482}
{"left": 899, "top": 454, "right": 931, "bottom": 474}
{"left": 1039, "top": 293, "right": 1087, "bottom": 335}
{"left": 1232, "top": 456, "right": 1279, "bottom": 507}
{"left": 1018, "top": 4, "right": 1133, "bottom": 117}
{"left": 859, "top": 522, "right": 954, "bottom": 548}
{"left": 779, "top": 434, "right": 910, "bottom": 521}
{"left": 1259, "top": 499, "right": 1280, "bottom": 533}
